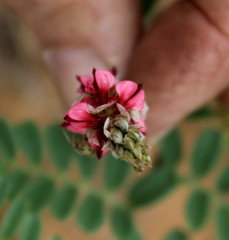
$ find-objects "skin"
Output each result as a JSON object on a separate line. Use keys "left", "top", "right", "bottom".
{"left": 5, "top": 0, "right": 229, "bottom": 142}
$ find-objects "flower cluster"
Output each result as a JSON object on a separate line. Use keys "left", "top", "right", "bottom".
{"left": 61, "top": 69, "right": 151, "bottom": 172}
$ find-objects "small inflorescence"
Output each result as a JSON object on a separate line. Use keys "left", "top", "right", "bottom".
{"left": 61, "top": 69, "right": 151, "bottom": 172}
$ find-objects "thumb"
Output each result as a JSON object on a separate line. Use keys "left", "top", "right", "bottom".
{"left": 5, "top": 0, "right": 140, "bottom": 104}
{"left": 129, "top": 0, "right": 229, "bottom": 141}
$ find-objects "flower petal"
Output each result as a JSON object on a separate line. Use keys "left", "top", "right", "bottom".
{"left": 135, "top": 116, "right": 146, "bottom": 134}
{"left": 128, "top": 109, "right": 140, "bottom": 123}
{"left": 97, "top": 148, "right": 109, "bottom": 159}
{"left": 66, "top": 123, "right": 88, "bottom": 134}
{"left": 67, "top": 102, "right": 95, "bottom": 122}
{"left": 94, "top": 69, "right": 115, "bottom": 95}
{"left": 89, "top": 102, "right": 116, "bottom": 115}
{"left": 103, "top": 117, "right": 111, "bottom": 138}
{"left": 125, "top": 89, "right": 144, "bottom": 111}
{"left": 116, "top": 80, "right": 138, "bottom": 102}
{"left": 116, "top": 81, "right": 145, "bottom": 110}
{"left": 77, "top": 75, "right": 95, "bottom": 94}
{"left": 80, "top": 97, "right": 97, "bottom": 107}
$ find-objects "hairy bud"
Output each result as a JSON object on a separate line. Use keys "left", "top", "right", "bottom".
{"left": 108, "top": 116, "right": 152, "bottom": 172}
{"left": 123, "top": 136, "right": 135, "bottom": 152}
{"left": 112, "top": 114, "right": 129, "bottom": 132}
{"left": 74, "top": 136, "right": 95, "bottom": 156}
{"left": 114, "top": 144, "right": 125, "bottom": 159}
{"left": 127, "top": 126, "right": 144, "bottom": 141}
{"left": 110, "top": 128, "right": 123, "bottom": 144}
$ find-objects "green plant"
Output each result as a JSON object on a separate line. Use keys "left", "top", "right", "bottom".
{"left": 0, "top": 106, "right": 229, "bottom": 239}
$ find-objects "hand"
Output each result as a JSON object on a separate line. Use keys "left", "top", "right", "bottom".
{"left": 5, "top": 0, "right": 229, "bottom": 142}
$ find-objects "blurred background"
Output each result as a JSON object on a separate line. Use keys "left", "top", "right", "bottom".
{"left": 0, "top": 0, "right": 229, "bottom": 240}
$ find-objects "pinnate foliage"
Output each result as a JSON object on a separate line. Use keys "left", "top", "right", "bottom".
{"left": 0, "top": 118, "right": 227, "bottom": 240}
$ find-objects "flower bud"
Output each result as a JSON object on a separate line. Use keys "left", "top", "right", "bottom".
{"left": 74, "top": 137, "right": 95, "bottom": 156}
{"left": 143, "top": 155, "right": 152, "bottom": 167}
{"left": 113, "top": 114, "right": 129, "bottom": 132}
{"left": 123, "top": 150, "right": 136, "bottom": 165}
{"left": 133, "top": 165, "right": 144, "bottom": 173}
{"left": 114, "top": 144, "right": 125, "bottom": 158}
{"left": 110, "top": 127, "right": 123, "bottom": 144}
{"left": 127, "top": 127, "right": 144, "bottom": 141}
{"left": 133, "top": 144, "right": 143, "bottom": 160}
{"left": 123, "top": 135, "right": 135, "bottom": 152}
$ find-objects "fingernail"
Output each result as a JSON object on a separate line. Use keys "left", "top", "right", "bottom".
{"left": 43, "top": 48, "right": 108, "bottom": 105}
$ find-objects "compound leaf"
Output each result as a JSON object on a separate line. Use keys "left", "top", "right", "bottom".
{"left": 160, "top": 128, "right": 182, "bottom": 168}
{"left": 128, "top": 168, "right": 177, "bottom": 208}
{"left": 217, "top": 165, "right": 229, "bottom": 193}
{"left": 7, "top": 169, "right": 28, "bottom": 200}
{"left": 191, "top": 129, "right": 222, "bottom": 178}
{"left": 13, "top": 121, "right": 42, "bottom": 165}
{"left": 77, "top": 193, "right": 104, "bottom": 232}
{"left": 164, "top": 229, "right": 188, "bottom": 240}
{"left": 0, "top": 119, "right": 15, "bottom": 160}
{"left": 26, "top": 175, "right": 55, "bottom": 212}
{"left": 186, "top": 189, "right": 210, "bottom": 230}
{"left": 104, "top": 154, "right": 130, "bottom": 191}
{"left": 20, "top": 214, "right": 41, "bottom": 240}
{"left": 46, "top": 124, "right": 73, "bottom": 171}
{"left": 216, "top": 204, "right": 229, "bottom": 240}
{"left": 0, "top": 198, "right": 25, "bottom": 238}
{"left": 52, "top": 184, "right": 77, "bottom": 220}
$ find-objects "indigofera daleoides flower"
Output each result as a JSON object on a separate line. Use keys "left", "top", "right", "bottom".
{"left": 61, "top": 68, "right": 151, "bottom": 172}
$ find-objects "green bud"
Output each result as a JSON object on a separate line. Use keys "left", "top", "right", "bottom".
{"left": 110, "top": 127, "right": 123, "bottom": 144}
{"left": 109, "top": 119, "right": 152, "bottom": 172}
{"left": 113, "top": 115, "right": 129, "bottom": 132}
{"left": 123, "top": 150, "right": 136, "bottom": 165}
{"left": 74, "top": 137, "right": 95, "bottom": 156}
{"left": 114, "top": 144, "right": 125, "bottom": 158}
{"left": 143, "top": 155, "right": 152, "bottom": 166}
{"left": 123, "top": 135, "right": 135, "bottom": 151}
{"left": 127, "top": 127, "right": 144, "bottom": 141}
{"left": 133, "top": 165, "right": 143, "bottom": 173}
{"left": 133, "top": 144, "right": 143, "bottom": 160}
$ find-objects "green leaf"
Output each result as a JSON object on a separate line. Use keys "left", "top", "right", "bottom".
{"left": 187, "top": 106, "right": 214, "bottom": 120}
{"left": 0, "top": 161, "right": 6, "bottom": 174}
{"left": 77, "top": 193, "right": 104, "bottom": 232}
{"left": 128, "top": 168, "right": 177, "bottom": 208}
{"left": 20, "top": 214, "right": 41, "bottom": 240}
{"left": 126, "top": 230, "right": 142, "bottom": 240}
{"left": 164, "top": 229, "right": 188, "bottom": 240}
{"left": 104, "top": 154, "right": 130, "bottom": 191}
{"left": 51, "top": 236, "right": 62, "bottom": 240}
{"left": 46, "top": 124, "right": 74, "bottom": 171}
{"left": 0, "top": 119, "right": 15, "bottom": 160}
{"left": 191, "top": 129, "right": 222, "bottom": 177}
{"left": 52, "top": 184, "right": 77, "bottom": 220}
{"left": 186, "top": 189, "right": 210, "bottom": 230}
{"left": 110, "top": 206, "right": 134, "bottom": 240}
{"left": 0, "top": 198, "right": 25, "bottom": 238}
{"left": 160, "top": 128, "right": 182, "bottom": 168}
{"left": 141, "top": 0, "right": 157, "bottom": 16}
{"left": 0, "top": 176, "right": 8, "bottom": 206}
{"left": 217, "top": 165, "right": 229, "bottom": 193}
{"left": 75, "top": 153, "right": 97, "bottom": 179}
{"left": 7, "top": 169, "right": 28, "bottom": 199}
{"left": 216, "top": 204, "right": 229, "bottom": 240}
{"left": 26, "top": 175, "right": 55, "bottom": 212}
{"left": 13, "top": 122, "right": 42, "bottom": 165}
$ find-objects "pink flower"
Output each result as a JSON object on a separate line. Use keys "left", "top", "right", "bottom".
{"left": 116, "top": 81, "right": 145, "bottom": 111}
{"left": 62, "top": 102, "right": 97, "bottom": 134}
{"left": 77, "top": 69, "right": 115, "bottom": 104}
{"left": 62, "top": 69, "right": 147, "bottom": 159}
{"left": 61, "top": 101, "right": 108, "bottom": 158}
